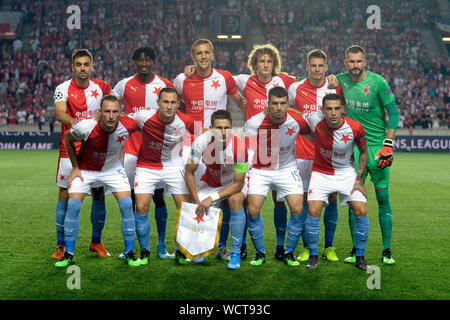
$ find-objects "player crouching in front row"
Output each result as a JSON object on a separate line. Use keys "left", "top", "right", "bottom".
{"left": 55, "top": 95, "right": 140, "bottom": 267}
{"left": 184, "top": 110, "right": 248, "bottom": 269}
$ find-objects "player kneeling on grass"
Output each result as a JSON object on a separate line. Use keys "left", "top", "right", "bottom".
{"left": 55, "top": 95, "right": 140, "bottom": 268}
{"left": 184, "top": 110, "right": 249, "bottom": 269}
{"left": 303, "top": 94, "right": 370, "bottom": 271}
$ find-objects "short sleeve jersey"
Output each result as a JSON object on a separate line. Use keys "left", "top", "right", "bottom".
{"left": 54, "top": 78, "right": 112, "bottom": 157}
{"left": 174, "top": 68, "right": 237, "bottom": 128}
{"left": 310, "top": 116, "right": 367, "bottom": 175}
{"left": 128, "top": 109, "right": 195, "bottom": 169}
{"left": 189, "top": 130, "right": 248, "bottom": 188}
{"left": 113, "top": 73, "right": 174, "bottom": 156}
{"left": 235, "top": 73, "right": 297, "bottom": 120}
{"left": 288, "top": 78, "right": 344, "bottom": 159}
{"left": 243, "top": 110, "right": 312, "bottom": 170}
{"left": 336, "top": 71, "right": 395, "bottom": 146}
{"left": 70, "top": 116, "right": 137, "bottom": 171}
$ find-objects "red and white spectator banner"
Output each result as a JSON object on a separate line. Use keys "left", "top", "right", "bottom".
{"left": 0, "top": 12, "right": 23, "bottom": 39}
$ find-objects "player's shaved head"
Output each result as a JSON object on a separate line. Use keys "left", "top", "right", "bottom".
{"left": 100, "top": 94, "right": 120, "bottom": 109}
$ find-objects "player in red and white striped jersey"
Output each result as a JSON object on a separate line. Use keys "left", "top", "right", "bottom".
{"left": 174, "top": 39, "right": 245, "bottom": 129}
{"left": 52, "top": 49, "right": 112, "bottom": 260}
{"left": 185, "top": 110, "right": 249, "bottom": 269}
{"left": 287, "top": 49, "right": 344, "bottom": 262}
{"left": 235, "top": 43, "right": 298, "bottom": 121}
{"left": 55, "top": 95, "right": 140, "bottom": 267}
{"left": 303, "top": 93, "right": 370, "bottom": 270}
{"left": 127, "top": 87, "right": 195, "bottom": 265}
{"left": 175, "top": 39, "right": 246, "bottom": 260}
{"left": 236, "top": 44, "right": 300, "bottom": 259}
{"left": 243, "top": 87, "right": 313, "bottom": 267}
{"left": 113, "top": 47, "right": 175, "bottom": 259}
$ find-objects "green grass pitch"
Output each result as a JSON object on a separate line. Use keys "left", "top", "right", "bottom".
{"left": 0, "top": 150, "right": 449, "bottom": 300}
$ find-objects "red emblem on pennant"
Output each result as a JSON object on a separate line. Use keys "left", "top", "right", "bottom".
{"left": 194, "top": 215, "right": 204, "bottom": 224}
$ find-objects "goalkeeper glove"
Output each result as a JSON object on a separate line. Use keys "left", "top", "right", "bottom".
{"left": 374, "top": 139, "right": 394, "bottom": 169}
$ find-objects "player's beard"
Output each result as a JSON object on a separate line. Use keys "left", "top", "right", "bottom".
{"left": 350, "top": 67, "right": 363, "bottom": 77}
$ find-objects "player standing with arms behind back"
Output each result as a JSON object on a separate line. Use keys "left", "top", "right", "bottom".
{"left": 113, "top": 47, "right": 175, "bottom": 260}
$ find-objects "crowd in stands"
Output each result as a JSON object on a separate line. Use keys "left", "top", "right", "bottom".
{"left": 0, "top": 0, "right": 448, "bottom": 130}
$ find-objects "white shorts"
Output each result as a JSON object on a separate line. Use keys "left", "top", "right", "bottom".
{"left": 56, "top": 157, "right": 73, "bottom": 188}
{"left": 57, "top": 157, "right": 102, "bottom": 190}
{"left": 308, "top": 170, "right": 367, "bottom": 207}
{"left": 124, "top": 153, "right": 165, "bottom": 191}
{"left": 197, "top": 178, "right": 248, "bottom": 207}
{"left": 296, "top": 158, "right": 313, "bottom": 193}
{"left": 123, "top": 152, "right": 138, "bottom": 187}
{"left": 247, "top": 167, "right": 303, "bottom": 202}
{"left": 69, "top": 167, "right": 131, "bottom": 194}
{"left": 134, "top": 166, "right": 189, "bottom": 195}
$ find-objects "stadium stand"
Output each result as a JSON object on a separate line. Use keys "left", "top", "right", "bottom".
{"left": 0, "top": 0, "right": 448, "bottom": 133}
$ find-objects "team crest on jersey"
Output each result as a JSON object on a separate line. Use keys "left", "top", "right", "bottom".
{"left": 362, "top": 87, "right": 370, "bottom": 95}
{"left": 211, "top": 80, "right": 221, "bottom": 90}
{"left": 340, "top": 134, "right": 350, "bottom": 144}
{"left": 153, "top": 86, "right": 161, "bottom": 95}
{"left": 286, "top": 127, "right": 295, "bottom": 136}
{"left": 91, "top": 89, "right": 100, "bottom": 99}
